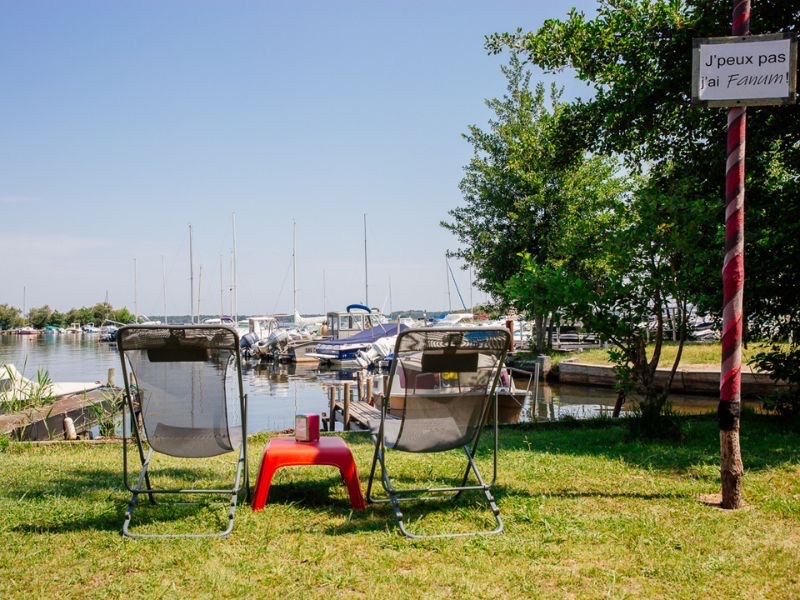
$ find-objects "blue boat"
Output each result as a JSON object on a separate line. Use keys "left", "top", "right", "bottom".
{"left": 308, "top": 322, "right": 408, "bottom": 367}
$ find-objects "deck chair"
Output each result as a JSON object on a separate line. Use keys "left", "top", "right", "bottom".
{"left": 116, "top": 325, "right": 248, "bottom": 539}
{"left": 366, "top": 327, "right": 511, "bottom": 539}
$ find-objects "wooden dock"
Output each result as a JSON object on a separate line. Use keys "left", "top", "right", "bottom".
{"left": 0, "top": 386, "right": 119, "bottom": 441}
{"left": 320, "top": 373, "right": 387, "bottom": 431}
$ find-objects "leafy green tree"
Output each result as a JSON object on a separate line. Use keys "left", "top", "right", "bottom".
{"left": 112, "top": 307, "right": 136, "bottom": 324}
{"left": 443, "top": 54, "right": 622, "bottom": 351}
{"left": 0, "top": 304, "right": 23, "bottom": 330}
{"left": 488, "top": 0, "right": 799, "bottom": 507}
{"left": 27, "top": 305, "right": 53, "bottom": 329}
{"left": 90, "top": 302, "right": 114, "bottom": 325}
{"left": 487, "top": 0, "right": 800, "bottom": 358}
{"left": 506, "top": 162, "right": 709, "bottom": 431}
{"left": 48, "top": 310, "right": 67, "bottom": 328}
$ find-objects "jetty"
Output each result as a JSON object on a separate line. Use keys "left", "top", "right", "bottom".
{"left": 321, "top": 373, "right": 385, "bottom": 431}
{"left": 557, "top": 360, "right": 784, "bottom": 398}
{"left": 0, "top": 366, "right": 120, "bottom": 441}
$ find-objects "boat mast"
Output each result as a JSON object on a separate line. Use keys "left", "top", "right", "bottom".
{"left": 189, "top": 223, "right": 195, "bottom": 324}
{"left": 219, "top": 254, "right": 224, "bottom": 320}
{"left": 446, "top": 255, "right": 452, "bottom": 312}
{"left": 363, "top": 213, "right": 369, "bottom": 307}
{"left": 197, "top": 264, "right": 203, "bottom": 320}
{"left": 162, "top": 255, "right": 167, "bottom": 325}
{"left": 292, "top": 219, "right": 297, "bottom": 317}
{"left": 133, "top": 258, "right": 138, "bottom": 319}
{"left": 232, "top": 213, "right": 238, "bottom": 324}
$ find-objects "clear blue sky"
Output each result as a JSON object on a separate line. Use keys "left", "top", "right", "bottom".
{"left": 1, "top": 0, "right": 596, "bottom": 318}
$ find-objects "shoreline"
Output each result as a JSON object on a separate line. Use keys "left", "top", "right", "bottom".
{"left": 541, "top": 358, "right": 782, "bottom": 399}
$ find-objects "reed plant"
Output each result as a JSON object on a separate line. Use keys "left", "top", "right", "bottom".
{"left": 88, "top": 388, "right": 123, "bottom": 438}
{"left": 1, "top": 361, "right": 55, "bottom": 413}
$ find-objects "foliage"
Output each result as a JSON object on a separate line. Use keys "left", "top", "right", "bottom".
{"left": 88, "top": 389, "right": 123, "bottom": 437}
{"left": 443, "top": 54, "right": 567, "bottom": 308}
{"left": 48, "top": 310, "right": 67, "bottom": 327}
{"left": 443, "top": 54, "right": 627, "bottom": 351}
{"left": 751, "top": 344, "right": 800, "bottom": 424}
{"left": 1, "top": 362, "right": 55, "bottom": 413}
{"left": 0, "top": 303, "right": 23, "bottom": 330}
{"left": 27, "top": 305, "right": 53, "bottom": 329}
{"left": 63, "top": 302, "right": 137, "bottom": 327}
{"left": 486, "top": 0, "right": 800, "bottom": 384}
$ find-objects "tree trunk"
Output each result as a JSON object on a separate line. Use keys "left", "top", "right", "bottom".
{"left": 720, "top": 425, "right": 744, "bottom": 508}
{"left": 612, "top": 389, "right": 625, "bottom": 418}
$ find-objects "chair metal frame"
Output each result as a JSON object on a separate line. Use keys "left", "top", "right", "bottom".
{"left": 117, "top": 324, "right": 249, "bottom": 539}
{"left": 366, "top": 327, "right": 511, "bottom": 539}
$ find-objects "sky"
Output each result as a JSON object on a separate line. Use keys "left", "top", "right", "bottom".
{"left": 1, "top": 0, "right": 597, "bottom": 319}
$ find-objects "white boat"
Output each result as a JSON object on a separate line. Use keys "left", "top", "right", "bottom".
{"left": 309, "top": 321, "right": 407, "bottom": 368}
{"left": 249, "top": 314, "right": 321, "bottom": 364}
{"left": 1, "top": 363, "right": 102, "bottom": 405}
{"left": 14, "top": 326, "right": 38, "bottom": 336}
{"left": 82, "top": 323, "right": 101, "bottom": 334}
{"left": 322, "top": 303, "right": 387, "bottom": 340}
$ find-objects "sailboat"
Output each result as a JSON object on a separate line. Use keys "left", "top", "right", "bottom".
{"left": 249, "top": 221, "right": 324, "bottom": 363}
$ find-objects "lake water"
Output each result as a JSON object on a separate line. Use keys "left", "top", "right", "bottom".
{"left": 1, "top": 333, "right": 725, "bottom": 434}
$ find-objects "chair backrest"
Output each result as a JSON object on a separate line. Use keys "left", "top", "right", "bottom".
{"left": 117, "top": 325, "right": 244, "bottom": 458}
{"left": 385, "top": 327, "right": 510, "bottom": 452}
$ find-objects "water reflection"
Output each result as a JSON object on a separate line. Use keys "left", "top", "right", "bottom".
{"left": 1, "top": 334, "right": 739, "bottom": 434}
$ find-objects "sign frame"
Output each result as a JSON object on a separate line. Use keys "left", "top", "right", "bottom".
{"left": 692, "top": 32, "right": 797, "bottom": 107}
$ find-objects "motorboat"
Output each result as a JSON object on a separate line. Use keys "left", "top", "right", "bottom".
{"left": 321, "top": 304, "right": 387, "bottom": 340}
{"left": 309, "top": 322, "right": 407, "bottom": 368}
{"left": 1, "top": 363, "right": 103, "bottom": 405}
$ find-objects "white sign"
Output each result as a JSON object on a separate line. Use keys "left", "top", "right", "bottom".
{"left": 692, "top": 33, "right": 797, "bottom": 106}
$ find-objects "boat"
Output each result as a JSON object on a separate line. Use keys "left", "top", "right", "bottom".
{"left": 249, "top": 314, "right": 322, "bottom": 364}
{"left": 322, "top": 304, "right": 388, "bottom": 340}
{"left": 309, "top": 322, "right": 408, "bottom": 367}
{"left": 65, "top": 323, "right": 82, "bottom": 334}
{"left": 1, "top": 363, "right": 103, "bottom": 405}
{"left": 379, "top": 355, "right": 537, "bottom": 425}
{"left": 14, "top": 326, "right": 39, "bottom": 335}
{"left": 354, "top": 334, "right": 400, "bottom": 370}
{"left": 82, "top": 323, "right": 101, "bottom": 334}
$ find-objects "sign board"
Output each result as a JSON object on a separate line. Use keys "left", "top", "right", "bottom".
{"left": 692, "top": 33, "right": 797, "bottom": 106}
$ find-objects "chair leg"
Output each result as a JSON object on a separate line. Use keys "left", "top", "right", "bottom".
{"left": 365, "top": 437, "right": 383, "bottom": 504}
{"left": 371, "top": 444, "right": 504, "bottom": 539}
{"left": 121, "top": 445, "right": 247, "bottom": 540}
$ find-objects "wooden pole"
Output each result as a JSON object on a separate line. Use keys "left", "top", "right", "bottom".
{"left": 343, "top": 383, "right": 351, "bottom": 430}
{"left": 718, "top": 0, "right": 749, "bottom": 509}
{"left": 328, "top": 387, "right": 335, "bottom": 431}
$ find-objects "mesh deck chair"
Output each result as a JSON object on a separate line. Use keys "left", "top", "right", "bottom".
{"left": 116, "top": 325, "right": 248, "bottom": 539}
{"left": 366, "top": 327, "right": 511, "bottom": 539}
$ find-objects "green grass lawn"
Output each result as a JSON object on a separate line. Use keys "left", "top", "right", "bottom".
{"left": 553, "top": 341, "right": 779, "bottom": 369}
{"left": 1, "top": 417, "right": 799, "bottom": 598}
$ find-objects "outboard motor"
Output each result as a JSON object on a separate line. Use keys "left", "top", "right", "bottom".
{"left": 240, "top": 331, "right": 259, "bottom": 358}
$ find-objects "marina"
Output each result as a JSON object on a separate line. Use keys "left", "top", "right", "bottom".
{"left": 0, "top": 330, "right": 738, "bottom": 441}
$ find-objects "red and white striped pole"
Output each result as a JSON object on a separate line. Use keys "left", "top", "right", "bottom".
{"left": 719, "top": 0, "right": 749, "bottom": 509}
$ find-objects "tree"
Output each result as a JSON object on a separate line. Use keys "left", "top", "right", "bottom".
{"left": 49, "top": 310, "right": 67, "bottom": 328}
{"left": 486, "top": 1, "right": 799, "bottom": 344}
{"left": 27, "top": 305, "right": 54, "bottom": 329}
{"left": 506, "top": 163, "right": 710, "bottom": 431}
{"left": 442, "top": 54, "right": 616, "bottom": 351}
{"left": 488, "top": 0, "right": 799, "bottom": 508}
{"left": 0, "top": 304, "right": 23, "bottom": 330}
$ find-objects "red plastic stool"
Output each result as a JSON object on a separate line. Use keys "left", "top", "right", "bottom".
{"left": 251, "top": 436, "right": 366, "bottom": 511}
